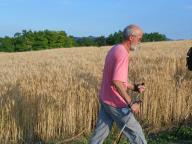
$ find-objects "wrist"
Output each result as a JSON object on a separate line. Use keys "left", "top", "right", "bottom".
{"left": 128, "top": 101, "right": 134, "bottom": 108}
{"left": 131, "top": 84, "right": 135, "bottom": 91}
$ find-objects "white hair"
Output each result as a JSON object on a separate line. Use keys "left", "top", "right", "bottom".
{"left": 123, "top": 25, "right": 141, "bottom": 40}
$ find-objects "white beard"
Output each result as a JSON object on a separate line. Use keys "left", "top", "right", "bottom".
{"left": 130, "top": 44, "right": 140, "bottom": 51}
{"left": 130, "top": 44, "right": 138, "bottom": 51}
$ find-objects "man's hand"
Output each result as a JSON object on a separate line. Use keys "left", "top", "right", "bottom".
{"left": 133, "top": 83, "right": 145, "bottom": 93}
{"left": 138, "top": 85, "right": 145, "bottom": 93}
{"left": 130, "top": 103, "right": 140, "bottom": 113}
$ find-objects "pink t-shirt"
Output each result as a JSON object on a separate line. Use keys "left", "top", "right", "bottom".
{"left": 99, "top": 44, "right": 129, "bottom": 108}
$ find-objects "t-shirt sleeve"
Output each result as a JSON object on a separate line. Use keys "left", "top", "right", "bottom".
{"left": 112, "top": 54, "right": 128, "bottom": 83}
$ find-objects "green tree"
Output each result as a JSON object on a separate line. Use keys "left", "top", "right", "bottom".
{"left": 142, "top": 32, "right": 168, "bottom": 42}
{"left": 106, "top": 31, "right": 123, "bottom": 45}
{"left": 76, "top": 37, "right": 96, "bottom": 46}
{"left": 95, "top": 36, "right": 106, "bottom": 46}
{"left": 0, "top": 29, "right": 168, "bottom": 52}
{"left": 0, "top": 36, "right": 15, "bottom": 52}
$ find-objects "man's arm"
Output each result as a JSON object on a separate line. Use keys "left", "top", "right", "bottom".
{"left": 112, "top": 80, "right": 132, "bottom": 105}
{"left": 127, "top": 82, "right": 145, "bottom": 93}
{"left": 112, "top": 80, "right": 140, "bottom": 113}
{"left": 127, "top": 83, "right": 134, "bottom": 91}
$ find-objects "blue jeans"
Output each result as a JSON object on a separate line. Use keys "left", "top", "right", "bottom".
{"left": 89, "top": 101, "right": 147, "bottom": 144}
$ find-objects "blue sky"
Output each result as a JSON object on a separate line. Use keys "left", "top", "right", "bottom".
{"left": 0, "top": 0, "right": 192, "bottom": 39}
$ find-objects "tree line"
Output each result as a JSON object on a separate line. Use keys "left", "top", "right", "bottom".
{"left": 0, "top": 30, "right": 168, "bottom": 52}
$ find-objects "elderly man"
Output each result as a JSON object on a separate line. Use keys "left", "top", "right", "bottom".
{"left": 89, "top": 25, "right": 147, "bottom": 144}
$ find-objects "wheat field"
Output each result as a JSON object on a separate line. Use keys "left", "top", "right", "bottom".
{"left": 0, "top": 40, "right": 192, "bottom": 143}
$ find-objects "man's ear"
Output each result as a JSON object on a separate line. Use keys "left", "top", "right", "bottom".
{"left": 129, "top": 35, "right": 133, "bottom": 41}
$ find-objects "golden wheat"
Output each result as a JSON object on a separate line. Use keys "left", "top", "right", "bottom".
{"left": 0, "top": 40, "right": 192, "bottom": 143}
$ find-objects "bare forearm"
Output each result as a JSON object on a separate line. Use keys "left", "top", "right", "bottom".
{"left": 127, "top": 83, "right": 134, "bottom": 90}
{"left": 112, "top": 80, "right": 132, "bottom": 104}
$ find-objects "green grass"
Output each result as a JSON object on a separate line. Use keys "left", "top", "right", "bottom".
{"left": 148, "top": 126, "right": 192, "bottom": 144}
{"left": 70, "top": 126, "right": 192, "bottom": 144}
